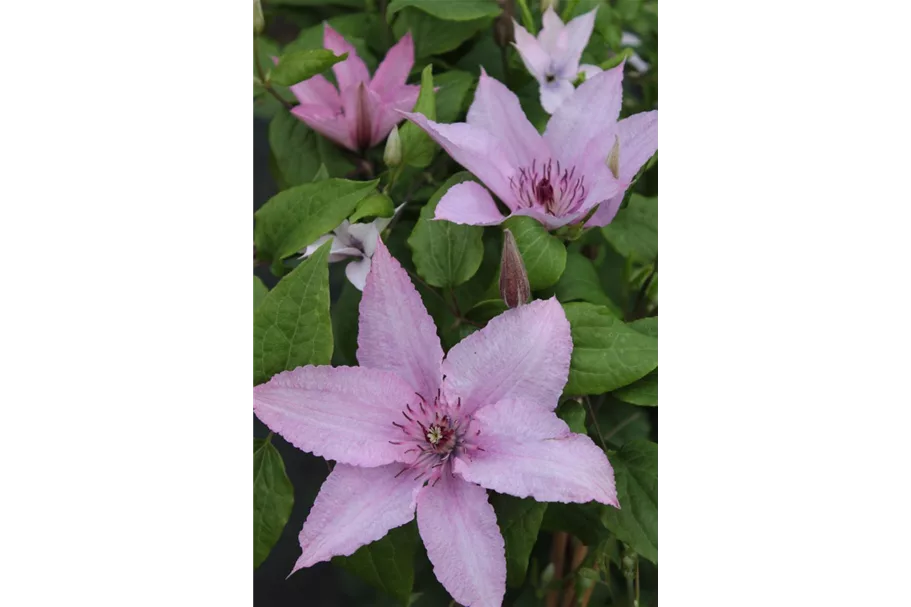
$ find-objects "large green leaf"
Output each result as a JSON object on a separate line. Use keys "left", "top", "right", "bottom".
{"left": 254, "top": 276, "right": 268, "bottom": 312}
{"left": 408, "top": 172, "right": 484, "bottom": 287}
{"left": 399, "top": 65, "right": 436, "bottom": 168}
{"left": 334, "top": 522, "right": 418, "bottom": 606}
{"left": 595, "top": 397, "right": 652, "bottom": 448}
{"left": 491, "top": 493, "right": 548, "bottom": 588}
{"left": 562, "top": 303, "right": 658, "bottom": 396}
{"left": 283, "top": 17, "right": 378, "bottom": 72}
{"left": 269, "top": 111, "right": 354, "bottom": 187}
{"left": 253, "top": 241, "right": 333, "bottom": 385}
{"left": 503, "top": 216, "right": 567, "bottom": 290}
{"left": 269, "top": 48, "right": 347, "bottom": 86}
{"left": 541, "top": 502, "right": 611, "bottom": 546}
{"left": 253, "top": 437, "right": 294, "bottom": 569}
{"left": 254, "top": 178, "right": 378, "bottom": 269}
{"left": 331, "top": 279, "right": 362, "bottom": 366}
{"left": 602, "top": 194, "right": 658, "bottom": 263}
{"left": 349, "top": 192, "right": 394, "bottom": 223}
{"left": 614, "top": 317, "right": 658, "bottom": 405}
{"left": 601, "top": 440, "right": 658, "bottom": 564}
{"left": 387, "top": 0, "right": 502, "bottom": 21}
{"left": 434, "top": 70, "right": 476, "bottom": 123}
{"left": 549, "top": 251, "right": 623, "bottom": 315}
{"left": 392, "top": 8, "right": 491, "bottom": 58}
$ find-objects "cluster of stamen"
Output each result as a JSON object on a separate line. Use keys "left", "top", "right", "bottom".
{"left": 509, "top": 159, "right": 588, "bottom": 216}
{"left": 389, "top": 389, "right": 483, "bottom": 484}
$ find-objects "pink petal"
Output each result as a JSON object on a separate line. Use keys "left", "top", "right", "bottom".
{"left": 323, "top": 23, "right": 370, "bottom": 91}
{"left": 358, "top": 238, "right": 444, "bottom": 399}
{"left": 340, "top": 82, "right": 381, "bottom": 150}
{"left": 441, "top": 298, "right": 572, "bottom": 414}
{"left": 253, "top": 365, "right": 415, "bottom": 467}
{"left": 289, "top": 73, "right": 340, "bottom": 110}
{"left": 511, "top": 21, "right": 550, "bottom": 82}
{"left": 416, "top": 474, "right": 505, "bottom": 607}
{"left": 544, "top": 63, "right": 625, "bottom": 164}
{"left": 370, "top": 32, "right": 414, "bottom": 101}
{"left": 539, "top": 79, "right": 575, "bottom": 115}
{"left": 614, "top": 110, "right": 658, "bottom": 182}
{"left": 400, "top": 111, "right": 517, "bottom": 207}
{"left": 511, "top": 206, "right": 584, "bottom": 230}
{"left": 292, "top": 463, "right": 424, "bottom": 571}
{"left": 538, "top": 7, "right": 565, "bottom": 53}
{"left": 370, "top": 85, "right": 420, "bottom": 148}
{"left": 291, "top": 103, "right": 355, "bottom": 151}
{"left": 467, "top": 71, "right": 550, "bottom": 168}
{"left": 453, "top": 399, "right": 618, "bottom": 506}
{"left": 434, "top": 181, "right": 506, "bottom": 226}
{"left": 552, "top": 8, "right": 598, "bottom": 75}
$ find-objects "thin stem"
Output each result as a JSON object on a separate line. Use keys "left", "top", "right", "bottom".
{"left": 627, "top": 575, "right": 635, "bottom": 607}
{"left": 583, "top": 396, "right": 607, "bottom": 451}
{"left": 559, "top": 540, "right": 590, "bottom": 607}
{"left": 628, "top": 259, "right": 657, "bottom": 321}
{"left": 635, "top": 558, "right": 640, "bottom": 607}
{"left": 254, "top": 36, "right": 293, "bottom": 111}
{"left": 603, "top": 410, "right": 641, "bottom": 443}
{"left": 515, "top": 0, "right": 536, "bottom": 34}
{"left": 545, "top": 532, "right": 569, "bottom": 607}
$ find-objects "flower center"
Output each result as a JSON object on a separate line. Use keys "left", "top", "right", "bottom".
{"left": 390, "top": 391, "right": 483, "bottom": 483}
{"left": 509, "top": 159, "right": 588, "bottom": 217}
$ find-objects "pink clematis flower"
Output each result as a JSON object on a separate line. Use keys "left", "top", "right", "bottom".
{"left": 288, "top": 25, "right": 420, "bottom": 152}
{"left": 512, "top": 7, "right": 602, "bottom": 113}
{"left": 254, "top": 239, "right": 617, "bottom": 607}
{"left": 401, "top": 66, "right": 658, "bottom": 230}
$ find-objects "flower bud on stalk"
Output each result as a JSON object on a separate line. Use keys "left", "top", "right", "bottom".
{"left": 384, "top": 125, "right": 402, "bottom": 168}
{"left": 253, "top": 0, "right": 264, "bottom": 35}
{"left": 494, "top": 0, "right": 516, "bottom": 48}
{"left": 499, "top": 229, "right": 531, "bottom": 308}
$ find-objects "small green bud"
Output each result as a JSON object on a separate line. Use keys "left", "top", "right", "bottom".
{"left": 253, "top": 0, "right": 264, "bottom": 35}
{"left": 499, "top": 229, "right": 531, "bottom": 308}
{"left": 384, "top": 125, "right": 402, "bottom": 168}
{"left": 606, "top": 135, "right": 620, "bottom": 179}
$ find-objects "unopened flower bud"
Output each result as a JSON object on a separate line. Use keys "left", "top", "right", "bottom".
{"left": 253, "top": 0, "right": 265, "bottom": 35}
{"left": 384, "top": 125, "right": 402, "bottom": 168}
{"left": 606, "top": 135, "right": 620, "bottom": 179}
{"left": 499, "top": 229, "right": 530, "bottom": 308}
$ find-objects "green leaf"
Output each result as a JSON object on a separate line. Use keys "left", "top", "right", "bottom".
{"left": 557, "top": 400, "right": 587, "bottom": 434}
{"left": 331, "top": 279, "right": 362, "bottom": 366}
{"left": 254, "top": 276, "right": 269, "bottom": 312}
{"left": 392, "top": 8, "right": 491, "bottom": 58}
{"left": 269, "top": 110, "right": 354, "bottom": 186}
{"left": 253, "top": 437, "right": 294, "bottom": 569}
{"left": 601, "top": 440, "right": 658, "bottom": 564}
{"left": 334, "top": 522, "right": 418, "bottom": 606}
{"left": 601, "top": 194, "right": 658, "bottom": 263}
{"left": 399, "top": 65, "right": 436, "bottom": 168}
{"left": 502, "top": 216, "right": 567, "bottom": 290}
{"left": 562, "top": 303, "right": 658, "bottom": 396}
{"left": 613, "top": 370, "right": 657, "bottom": 406}
{"left": 253, "top": 241, "right": 333, "bottom": 385}
{"left": 434, "top": 70, "right": 476, "bottom": 123}
{"left": 387, "top": 0, "right": 502, "bottom": 21}
{"left": 595, "top": 397, "right": 652, "bottom": 448}
{"left": 283, "top": 18, "right": 378, "bottom": 72}
{"left": 254, "top": 178, "right": 379, "bottom": 268}
{"left": 269, "top": 48, "right": 347, "bottom": 86}
{"left": 408, "top": 172, "right": 484, "bottom": 287}
{"left": 490, "top": 493, "right": 547, "bottom": 588}
{"left": 627, "top": 316, "right": 658, "bottom": 338}
{"left": 541, "top": 502, "right": 611, "bottom": 546}
{"left": 312, "top": 163, "right": 329, "bottom": 182}
{"left": 349, "top": 192, "right": 394, "bottom": 223}
{"left": 548, "top": 251, "right": 623, "bottom": 315}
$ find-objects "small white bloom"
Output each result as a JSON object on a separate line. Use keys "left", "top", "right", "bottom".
{"left": 300, "top": 206, "right": 404, "bottom": 291}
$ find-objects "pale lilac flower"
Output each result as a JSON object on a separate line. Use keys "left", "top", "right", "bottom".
{"left": 621, "top": 32, "right": 650, "bottom": 74}
{"left": 288, "top": 26, "right": 419, "bottom": 152}
{"left": 512, "top": 7, "right": 602, "bottom": 113}
{"left": 254, "top": 240, "right": 617, "bottom": 607}
{"left": 299, "top": 205, "right": 403, "bottom": 291}
{"left": 401, "top": 66, "right": 658, "bottom": 230}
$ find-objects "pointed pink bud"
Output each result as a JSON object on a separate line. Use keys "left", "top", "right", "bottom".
{"left": 499, "top": 229, "right": 530, "bottom": 308}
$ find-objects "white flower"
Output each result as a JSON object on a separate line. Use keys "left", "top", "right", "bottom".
{"left": 300, "top": 207, "right": 403, "bottom": 291}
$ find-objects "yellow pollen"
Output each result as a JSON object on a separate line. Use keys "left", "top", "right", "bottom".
{"left": 427, "top": 425, "right": 443, "bottom": 445}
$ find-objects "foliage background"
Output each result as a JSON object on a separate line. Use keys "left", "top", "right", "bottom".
{"left": 254, "top": 0, "right": 657, "bottom": 605}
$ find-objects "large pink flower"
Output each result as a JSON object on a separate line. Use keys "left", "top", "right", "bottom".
{"left": 288, "top": 25, "right": 420, "bottom": 152}
{"left": 402, "top": 66, "right": 658, "bottom": 230}
{"left": 254, "top": 240, "right": 617, "bottom": 607}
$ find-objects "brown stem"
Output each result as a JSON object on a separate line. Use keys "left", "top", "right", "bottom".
{"left": 545, "top": 532, "right": 569, "bottom": 607}
{"left": 254, "top": 36, "right": 293, "bottom": 111}
{"left": 559, "top": 540, "right": 590, "bottom": 607}
{"left": 578, "top": 564, "right": 599, "bottom": 607}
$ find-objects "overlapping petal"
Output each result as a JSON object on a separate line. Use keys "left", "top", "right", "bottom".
{"left": 434, "top": 181, "right": 506, "bottom": 226}
{"left": 323, "top": 24, "right": 370, "bottom": 90}
{"left": 511, "top": 22, "right": 550, "bottom": 82}
{"left": 289, "top": 74, "right": 340, "bottom": 109}
{"left": 290, "top": 103, "right": 354, "bottom": 151}
{"left": 370, "top": 32, "right": 414, "bottom": 100}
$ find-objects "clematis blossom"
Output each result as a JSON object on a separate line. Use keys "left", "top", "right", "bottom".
{"left": 401, "top": 66, "right": 658, "bottom": 230}
{"left": 287, "top": 25, "right": 419, "bottom": 152}
{"left": 254, "top": 239, "right": 617, "bottom": 607}
{"left": 512, "top": 7, "right": 601, "bottom": 113}
{"left": 299, "top": 205, "right": 403, "bottom": 291}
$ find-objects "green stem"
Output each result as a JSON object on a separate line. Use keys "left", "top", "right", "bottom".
{"left": 253, "top": 36, "right": 293, "bottom": 111}
{"left": 561, "top": 0, "right": 580, "bottom": 21}
{"left": 515, "top": 0, "right": 537, "bottom": 34}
